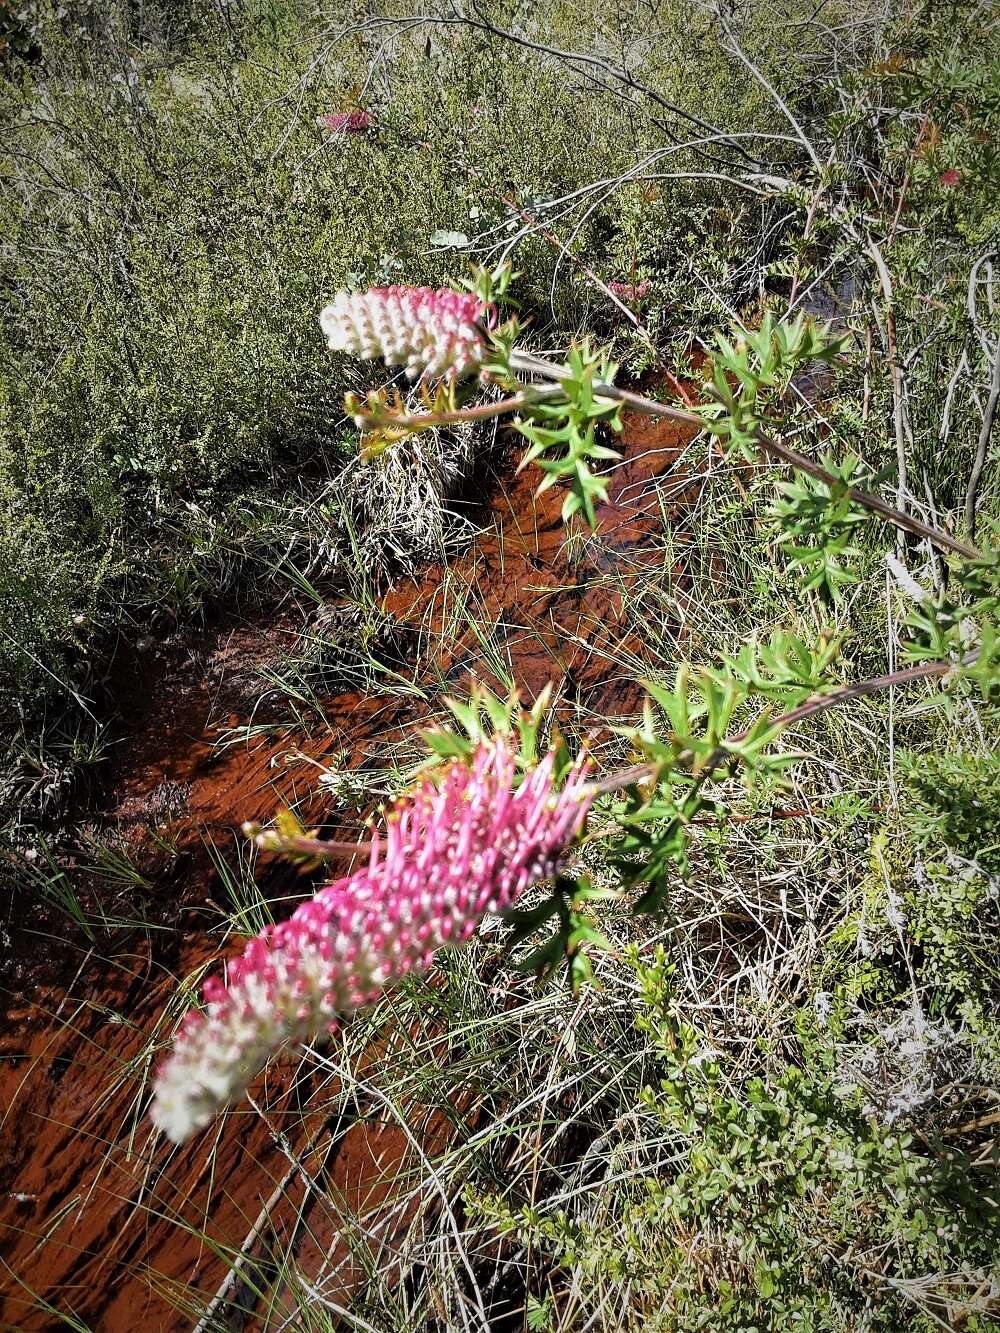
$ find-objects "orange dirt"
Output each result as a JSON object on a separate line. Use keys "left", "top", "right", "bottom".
{"left": 0, "top": 403, "right": 699, "bottom": 1330}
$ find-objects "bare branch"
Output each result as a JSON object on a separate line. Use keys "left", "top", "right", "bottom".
{"left": 965, "top": 340, "right": 1000, "bottom": 542}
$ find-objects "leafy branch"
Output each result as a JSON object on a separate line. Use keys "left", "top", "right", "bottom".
{"left": 484, "top": 634, "right": 990, "bottom": 974}
{"left": 329, "top": 269, "right": 1000, "bottom": 986}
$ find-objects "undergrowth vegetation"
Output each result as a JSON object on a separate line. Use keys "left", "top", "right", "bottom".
{"left": 0, "top": 0, "right": 847, "bottom": 731}
{"left": 1, "top": 0, "right": 999, "bottom": 1330}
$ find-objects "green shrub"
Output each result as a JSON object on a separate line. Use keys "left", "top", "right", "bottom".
{"left": 474, "top": 949, "right": 1000, "bottom": 1332}
{"left": 0, "top": 0, "right": 852, "bottom": 723}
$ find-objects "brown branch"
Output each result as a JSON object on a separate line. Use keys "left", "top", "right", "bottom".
{"left": 349, "top": 349, "right": 988, "bottom": 561}
{"left": 586, "top": 656, "right": 958, "bottom": 797}
{"left": 769, "top": 657, "right": 952, "bottom": 727}
{"left": 349, "top": 339, "right": 983, "bottom": 563}
{"left": 245, "top": 826, "right": 373, "bottom": 861}
{"left": 507, "top": 349, "right": 701, "bottom": 427}
{"left": 753, "top": 432, "right": 981, "bottom": 561}
{"left": 508, "top": 347, "right": 983, "bottom": 560}
{"left": 353, "top": 386, "right": 564, "bottom": 434}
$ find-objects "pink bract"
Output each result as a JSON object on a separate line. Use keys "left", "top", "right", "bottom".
{"left": 151, "top": 738, "right": 593, "bottom": 1142}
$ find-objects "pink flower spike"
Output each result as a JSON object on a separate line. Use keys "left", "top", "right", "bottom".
{"left": 318, "top": 110, "right": 373, "bottom": 135}
{"left": 938, "top": 169, "right": 961, "bottom": 189}
{"left": 150, "top": 738, "right": 592, "bottom": 1142}
{"left": 319, "top": 285, "right": 489, "bottom": 381}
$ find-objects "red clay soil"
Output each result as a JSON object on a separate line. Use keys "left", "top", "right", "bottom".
{"left": 0, "top": 404, "right": 699, "bottom": 1331}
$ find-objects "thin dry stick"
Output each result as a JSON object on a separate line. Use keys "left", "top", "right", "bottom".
{"left": 494, "top": 188, "right": 656, "bottom": 346}
{"left": 354, "top": 11, "right": 767, "bottom": 169}
{"left": 192, "top": 1162, "right": 298, "bottom": 1333}
{"left": 887, "top": 111, "right": 931, "bottom": 246}
{"left": 786, "top": 146, "right": 838, "bottom": 310}
{"left": 715, "top": 7, "right": 821, "bottom": 172}
{"left": 964, "top": 339, "right": 1000, "bottom": 542}
{"left": 193, "top": 1098, "right": 355, "bottom": 1331}
{"left": 866, "top": 239, "right": 909, "bottom": 552}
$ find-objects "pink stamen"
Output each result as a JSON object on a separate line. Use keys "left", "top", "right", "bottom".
{"left": 151, "top": 738, "right": 592, "bottom": 1142}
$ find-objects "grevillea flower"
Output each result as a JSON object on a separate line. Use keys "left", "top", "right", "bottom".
{"left": 608, "top": 280, "right": 652, "bottom": 303}
{"left": 318, "top": 110, "right": 372, "bottom": 134}
{"left": 319, "top": 285, "right": 488, "bottom": 380}
{"left": 151, "top": 738, "right": 592, "bottom": 1142}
